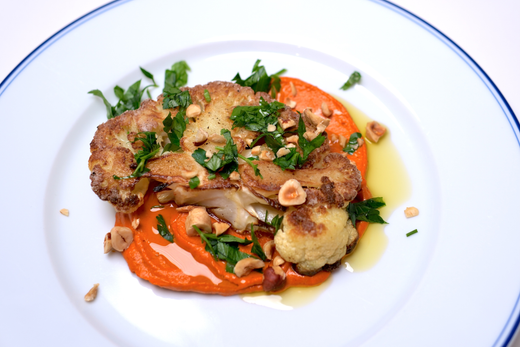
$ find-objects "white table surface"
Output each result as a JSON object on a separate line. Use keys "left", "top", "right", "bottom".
{"left": 1, "top": 0, "right": 519, "bottom": 345}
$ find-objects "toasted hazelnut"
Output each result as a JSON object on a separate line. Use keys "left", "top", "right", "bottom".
{"left": 259, "top": 150, "right": 275, "bottom": 161}
{"left": 290, "top": 81, "right": 297, "bottom": 96}
{"left": 273, "top": 265, "right": 286, "bottom": 280}
{"left": 321, "top": 102, "right": 332, "bottom": 117}
{"left": 263, "top": 240, "right": 275, "bottom": 260}
{"left": 208, "top": 134, "right": 226, "bottom": 144}
{"left": 267, "top": 124, "right": 276, "bottom": 132}
{"left": 357, "top": 137, "right": 364, "bottom": 147}
{"left": 234, "top": 258, "right": 265, "bottom": 277}
{"left": 229, "top": 171, "right": 240, "bottom": 181}
{"left": 110, "top": 226, "right": 133, "bottom": 252}
{"left": 304, "top": 108, "right": 330, "bottom": 127}
{"left": 157, "top": 190, "right": 175, "bottom": 204}
{"left": 278, "top": 179, "right": 306, "bottom": 206}
{"left": 285, "top": 98, "right": 297, "bottom": 108}
{"left": 60, "top": 208, "right": 69, "bottom": 216}
{"left": 303, "top": 131, "right": 318, "bottom": 141}
{"left": 262, "top": 266, "right": 285, "bottom": 292}
{"left": 286, "top": 143, "right": 296, "bottom": 148}
{"left": 186, "top": 104, "right": 201, "bottom": 118}
{"left": 404, "top": 207, "right": 419, "bottom": 218}
{"left": 213, "top": 222, "right": 230, "bottom": 236}
{"left": 286, "top": 135, "right": 299, "bottom": 143}
{"left": 273, "top": 255, "right": 285, "bottom": 267}
{"left": 176, "top": 205, "right": 197, "bottom": 213}
{"left": 251, "top": 146, "right": 262, "bottom": 156}
{"left": 330, "top": 133, "right": 339, "bottom": 142}
{"left": 84, "top": 283, "right": 99, "bottom": 302}
{"left": 185, "top": 207, "right": 212, "bottom": 236}
{"left": 132, "top": 218, "right": 140, "bottom": 230}
{"left": 316, "top": 121, "right": 328, "bottom": 134}
{"left": 103, "top": 232, "right": 112, "bottom": 254}
{"left": 276, "top": 147, "right": 291, "bottom": 157}
{"left": 245, "top": 138, "right": 254, "bottom": 147}
{"left": 338, "top": 134, "right": 347, "bottom": 148}
{"left": 205, "top": 149, "right": 214, "bottom": 158}
{"left": 278, "top": 118, "right": 296, "bottom": 130}
{"left": 192, "top": 128, "right": 208, "bottom": 146}
{"left": 181, "top": 169, "right": 198, "bottom": 179}
{"left": 366, "top": 121, "right": 386, "bottom": 143}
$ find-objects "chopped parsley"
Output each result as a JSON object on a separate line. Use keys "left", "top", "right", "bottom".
{"left": 340, "top": 71, "right": 361, "bottom": 91}
{"left": 189, "top": 176, "right": 200, "bottom": 189}
{"left": 232, "top": 59, "right": 286, "bottom": 96}
{"left": 204, "top": 89, "right": 211, "bottom": 102}
{"left": 113, "top": 131, "right": 160, "bottom": 180}
{"left": 406, "top": 229, "right": 418, "bottom": 237}
{"left": 269, "top": 214, "right": 284, "bottom": 231}
{"left": 347, "top": 197, "right": 388, "bottom": 226}
{"left": 162, "top": 61, "right": 192, "bottom": 110}
{"left": 162, "top": 111, "right": 188, "bottom": 153}
{"left": 250, "top": 224, "right": 267, "bottom": 261}
{"left": 193, "top": 225, "right": 254, "bottom": 274}
{"left": 89, "top": 68, "right": 157, "bottom": 119}
{"left": 343, "top": 132, "right": 362, "bottom": 155}
{"left": 156, "top": 214, "right": 174, "bottom": 243}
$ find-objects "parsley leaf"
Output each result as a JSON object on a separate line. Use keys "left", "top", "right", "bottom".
{"left": 204, "top": 89, "right": 211, "bottom": 102}
{"left": 114, "top": 131, "right": 160, "bottom": 180}
{"left": 156, "top": 214, "right": 174, "bottom": 243}
{"left": 343, "top": 132, "right": 362, "bottom": 155}
{"left": 162, "top": 111, "right": 187, "bottom": 153}
{"left": 269, "top": 214, "right": 284, "bottom": 231}
{"left": 273, "top": 147, "right": 301, "bottom": 171}
{"left": 340, "top": 71, "right": 361, "bottom": 91}
{"left": 162, "top": 61, "right": 192, "bottom": 110}
{"left": 193, "top": 226, "right": 253, "bottom": 274}
{"left": 232, "top": 59, "right": 286, "bottom": 94}
{"left": 347, "top": 197, "right": 388, "bottom": 226}
{"left": 297, "top": 115, "right": 326, "bottom": 161}
{"left": 89, "top": 68, "right": 157, "bottom": 119}
{"left": 250, "top": 224, "right": 267, "bottom": 261}
{"left": 189, "top": 176, "right": 200, "bottom": 189}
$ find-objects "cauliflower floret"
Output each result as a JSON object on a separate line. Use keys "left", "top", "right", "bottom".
{"left": 274, "top": 203, "right": 358, "bottom": 276}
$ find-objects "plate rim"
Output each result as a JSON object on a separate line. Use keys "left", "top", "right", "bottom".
{"left": 1, "top": 0, "right": 519, "bottom": 345}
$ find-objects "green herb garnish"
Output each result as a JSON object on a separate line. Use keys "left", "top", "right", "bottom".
{"left": 343, "top": 132, "right": 362, "bottom": 155}
{"left": 156, "top": 214, "right": 174, "bottom": 243}
{"left": 189, "top": 176, "right": 200, "bottom": 189}
{"left": 204, "top": 89, "right": 211, "bottom": 102}
{"left": 232, "top": 59, "right": 286, "bottom": 94}
{"left": 150, "top": 205, "right": 165, "bottom": 210}
{"left": 406, "top": 229, "right": 418, "bottom": 237}
{"left": 347, "top": 197, "right": 388, "bottom": 226}
{"left": 340, "top": 71, "right": 361, "bottom": 91}
{"left": 113, "top": 131, "right": 160, "bottom": 180}
{"left": 250, "top": 224, "right": 267, "bottom": 261}
{"left": 89, "top": 68, "right": 157, "bottom": 119}
{"left": 162, "top": 111, "right": 187, "bottom": 153}
{"left": 162, "top": 61, "right": 192, "bottom": 110}
{"left": 269, "top": 214, "right": 284, "bottom": 231}
{"left": 193, "top": 225, "right": 253, "bottom": 274}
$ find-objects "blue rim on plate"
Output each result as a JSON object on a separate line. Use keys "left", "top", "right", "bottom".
{"left": 1, "top": 0, "right": 518, "bottom": 345}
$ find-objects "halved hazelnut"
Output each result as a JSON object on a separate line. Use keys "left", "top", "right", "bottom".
{"left": 192, "top": 128, "right": 208, "bottom": 146}
{"left": 276, "top": 148, "right": 291, "bottom": 157}
{"left": 103, "top": 232, "right": 112, "bottom": 254}
{"left": 366, "top": 121, "right": 386, "bottom": 143}
{"left": 251, "top": 146, "right": 262, "bottom": 156}
{"left": 278, "top": 118, "right": 296, "bottom": 130}
{"left": 229, "top": 171, "right": 240, "bottom": 181}
{"left": 234, "top": 258, "right": 265, "bottom": 277}
{"left": 110, "top": 226, "right": 133, "bottom": 252}
{"left": 286, "top": 143, "right": 296, "bottom": 148}
{"left": 286, "top": 135, "right": 299, "bottom": 143}
{"left": 186, "top": 104, "right": 201, "bottom": 118}
{"left": 259, "top": 150, "right": 275, "bottom": 161}
{"left": 273, "top": 265, "right": 286, "bottom": 280}
{"left": 278, "top": 179, "right": 306, "bottom": 206}
{"left": 84, "top": 283, "right": 99, "bottom": 302}
{"left": 285, "top": 98, "right": 297, "bottom": 109}
{"left": 304, "top": 108, "right": 330, "bottom": 127}
{"left": 273, "top": 255, "right": 285, "bottom": 267}
{"left": 213, "top": 222, "right": 230, "bottom": 236}
{"left": 404, "top": 207, "right": 419, "bottom": 218}
{"left": 290, "top": 81, "right": 297, "bottom": 96}
{"left": 263, "top": 240, "right": 275, "bottom": 260}
{"left": 267, "top": 124, "right": 276, "bottom": 132}
{"left": 321, "top": 102, "right": 332, "bottom": 117}
{"left": 262, "top": 266, "right": 285, "bottom": 292}
{"left": 303, "top": 131, "right": 318, "bottom": 141}
{"left": 208, "top": 134, "right": 226, "bottom": 144}
{"left": 185, "top": 207, "right": 212, "bottom": 236}
{"left": 338, "top": 134, "right": 347, "bottom": 147}
{"left": 316, "top": 121, "right": 328, "bottom": 134}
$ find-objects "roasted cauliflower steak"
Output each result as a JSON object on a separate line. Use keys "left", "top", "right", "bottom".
{"left": 89, "top": 81, "right": 363, "bottom": 275}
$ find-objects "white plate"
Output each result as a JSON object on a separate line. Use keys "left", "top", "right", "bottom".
{"left": 1, "top": 0, "right": 519, "bottom": 346}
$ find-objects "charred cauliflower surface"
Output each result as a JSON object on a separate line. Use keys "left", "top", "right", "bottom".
{"left": 89, "top": 81, "right": 362, "bottom": 275}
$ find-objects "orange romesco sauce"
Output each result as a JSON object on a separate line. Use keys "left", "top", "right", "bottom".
{"left": 117, "top": 77, "right": 371, "bottom": 295}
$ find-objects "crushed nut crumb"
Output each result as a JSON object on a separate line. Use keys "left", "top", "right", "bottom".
{"left": 60, "top": 208, "right": 69, "bottom": 216}
{"left": 84, "top": 283, "right": 99, "bottom": 302}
